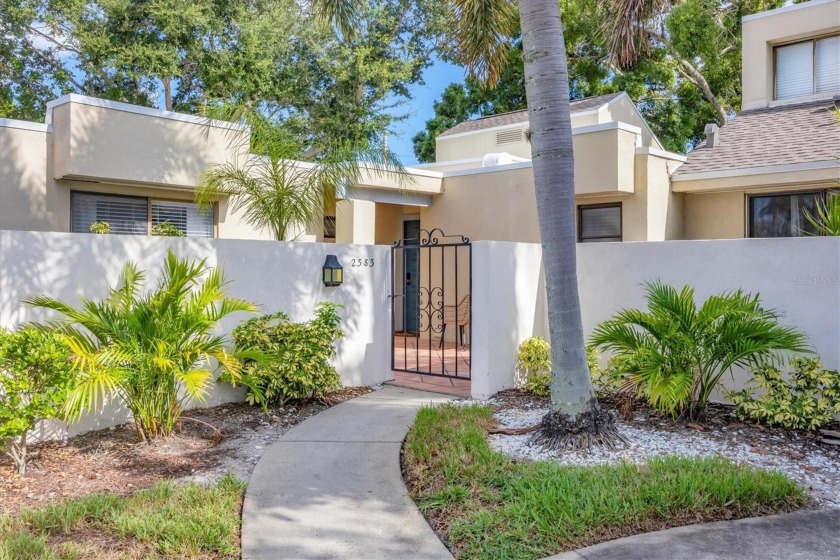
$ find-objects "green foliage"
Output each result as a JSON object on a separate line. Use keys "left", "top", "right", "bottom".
{"left": 516, "top": 337, "right": 601, "bottom": 397}
{"left": 151, "top": 221, "right": 185, "bottom": 237}
{"left": 590, "top": 281, "right": 810, "bottom": 421}
{"left": 804, "top": 193, "right": 840, "bottom": 236}
{"left": 404, "top": 403, "right": 806, "bottom": 559}
{"left": 0, "top": 328, "right": 73, "bottom": 475}
{"left": 230, "top": 302, "right": 344, "bottom": 406}
{"left": 730, "top": 358, "right": 840, "bottom": 431}
{"left": 0, "top": 475, "right": 245, "bottom": 558}
{"left": 26, "top": 251, "right": 256, "bottom": 442}
{"left": 87, "top": 221, "right": 110, "bottom": 234}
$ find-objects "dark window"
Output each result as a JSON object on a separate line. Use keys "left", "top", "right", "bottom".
{"left": 152, "top": 200, "right": 213, "bottom": 237}
{"left": 578, "top": 203, "right": 622, "bottom": 243}
{"left": 748, "top": 192, "right": 823, "bottom": 238}
{"left": 324, "top": 215, "right": 336, "bottom": 239}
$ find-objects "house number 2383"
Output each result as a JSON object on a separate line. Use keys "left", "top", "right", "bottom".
{"left": 350, "top": 258, "right": 374, "bottom": 267}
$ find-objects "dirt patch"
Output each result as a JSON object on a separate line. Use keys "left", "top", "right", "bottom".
{"left": 0, "top": 387, "right": 373, "bottom": 515}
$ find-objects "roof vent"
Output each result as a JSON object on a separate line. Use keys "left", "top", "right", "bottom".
{"left": 482, "top": 152, "right": 517, "bottom": 167}
{"left": 704, "top": 123, "right": 720, "bottom": 148}
{"left": 496, "top": 128, "right": 524, "bottom": 145}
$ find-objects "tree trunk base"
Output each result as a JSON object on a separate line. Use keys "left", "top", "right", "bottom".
{"left": 529, "top": 404, "right": 625, "bottom": 451}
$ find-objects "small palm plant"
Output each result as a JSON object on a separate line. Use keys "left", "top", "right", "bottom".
{"left": 590, "top": 281, "right": 810, "bottom": 421}
{"left": 27, "top": 251, "right": 256, "bottom": 442}
{"left": 804, "top": 193, "right": 840, "bottom": 236}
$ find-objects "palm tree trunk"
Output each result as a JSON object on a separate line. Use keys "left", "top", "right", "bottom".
{"left": 519, "top": 0, "right": 621, "bottom": 449}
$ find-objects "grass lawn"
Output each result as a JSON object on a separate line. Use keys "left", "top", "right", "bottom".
{"left": 404, "top": 404, "right": 808, "bottom": 560}
{"left": 0, "top": 475, "right": 244, "bottom": 560}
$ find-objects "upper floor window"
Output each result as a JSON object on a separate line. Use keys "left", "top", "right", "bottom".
{"left": 775, "top": 35, "right": 840, "bottom": 100}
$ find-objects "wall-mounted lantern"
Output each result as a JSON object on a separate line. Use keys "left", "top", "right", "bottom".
{"left": 322, "top": 255, "right": 344, "bottom": 287}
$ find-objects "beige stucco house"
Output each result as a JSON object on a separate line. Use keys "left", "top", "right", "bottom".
{"left": 1, "top": 0, "right": 838, "bottom": 246}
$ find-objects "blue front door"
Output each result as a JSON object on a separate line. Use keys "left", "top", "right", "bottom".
{"left": 403, "top": 220, "right": 420, "bottom": 333}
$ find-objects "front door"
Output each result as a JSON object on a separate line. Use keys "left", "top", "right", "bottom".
{"left": 402, "top": 219, "right": 421, "bottom": 333}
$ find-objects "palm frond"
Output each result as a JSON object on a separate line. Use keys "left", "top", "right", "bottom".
{"left": 451, "top": 0, "right": 518, "bottom": 85}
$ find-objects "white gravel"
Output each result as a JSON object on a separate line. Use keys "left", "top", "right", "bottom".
{"left": 487, "top": 405, "right": 840, "bottom": 509}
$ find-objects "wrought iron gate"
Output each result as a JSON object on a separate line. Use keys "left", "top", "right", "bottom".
{"left": 391, "top": 228, "right": 471, "bottom": 379}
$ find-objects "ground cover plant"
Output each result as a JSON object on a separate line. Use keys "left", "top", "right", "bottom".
{"left": 0, "top": 328, "right": 73, "bottom": 475}
{"left": 0, "top": 475, "right": 244, "bottom": 559}
{"left": 730, "top": 357, "right": 840, "bottom": 431}
{"left": 27, "top": 251, "right": 256, "bottom": 442}
{"left": 590, "top": 281, "right": 809, "bottom": 421}
{"left": 404, "top": 403, "right": 807, "bottom": 560}
{"left": 230, "top": 302, "right": 343, "bottom": 406}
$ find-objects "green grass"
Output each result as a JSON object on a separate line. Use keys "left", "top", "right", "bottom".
{"left": 0, "top": 475, "right": 245, "bottom": 560}
{"left": 404, "top": 404, "right": 808, "bottom": 560}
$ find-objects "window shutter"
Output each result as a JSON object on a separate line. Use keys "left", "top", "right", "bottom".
{"left": 151, "top": 200, "right": 214, "bottom": 238}
{"left": 776, "top": 41, "right": 814, "bottom": 99}
{"left": 579, "top": 205, "right": 621, "bottom": 242}
{"left": 816, "top": 36, "right": 840, "bottom": 94}
{"left": 71, "top": 192, "right": 148, "bottom": 235}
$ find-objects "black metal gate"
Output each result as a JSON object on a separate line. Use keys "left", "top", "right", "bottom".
{"left": 391, "top": 228, "right": 471, "bottom": 379}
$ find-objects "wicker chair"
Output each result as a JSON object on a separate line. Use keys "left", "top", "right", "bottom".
{"left": 439, "top": 295, "right": 470, "bottom": 348}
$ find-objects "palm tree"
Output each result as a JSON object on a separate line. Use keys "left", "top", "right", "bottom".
{"left": 313, "top": 0, "right": 666, "bottom": 448}
{"left": 195, "top": 103, "right": 407, "bottom": 241}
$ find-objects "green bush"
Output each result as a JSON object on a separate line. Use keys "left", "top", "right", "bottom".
{"left": 230, "top": 302, "right": 344, "bottom": 405}
{"left": 26, "top": 251, "right": 256, "bottom": 442}
{"left": 516, "top": 337, "right": 600, "bottom": 397}
{"left": 151, "top": 221, "right": 186, "bottom": 237}
{"left": 730, "top": 357, "right": 840, "bottom": 430}
{"left": 88, "top": 221, "right": 111, "bottom": 234}
{"left": 590, "top": 281, "right": 810, "bottom": 421}
{"left": 0, "top": 327, "right": 74, "bottom": 475}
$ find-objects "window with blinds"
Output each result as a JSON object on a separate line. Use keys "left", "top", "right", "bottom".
{"left": 578, "top": 204, "right": 622, "bottom": 243}
{"left": 71, "top": 192, "right": 214, "bottom": 237}
{"left": 775, "top": 36, "right": 840, "bottom": 100}
{"left": 71, "top": 192, "right": 149, "bottom": 235}
{"left": 152, "top": 200, "right": 214, "bottom": 238}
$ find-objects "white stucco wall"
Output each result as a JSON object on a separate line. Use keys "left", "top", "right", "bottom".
{"left": 0, "top": 231, "right": 391, "bottom": 437}
{"left": 470, "top": 237, "right": 840, "bottom": 399}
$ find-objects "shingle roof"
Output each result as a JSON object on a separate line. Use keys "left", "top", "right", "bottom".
{"left": 675, "top": 98, "right": 840, "bottom": 176}
{"left": 437, "top": 92, "right": 624, "bottom": 138}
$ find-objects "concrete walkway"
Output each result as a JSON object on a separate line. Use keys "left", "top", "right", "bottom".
{"left": 550, "top": 509, "right": 840, "bottom": 560}
{"left": 243, "top": 384, "right": 840, "bottom": 560}
{"left": 241, "top": 385, "right": 454, "bottom": 560}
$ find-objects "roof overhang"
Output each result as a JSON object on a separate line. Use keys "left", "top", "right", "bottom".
{"left": 671, "top": 160, "right": 840, "bottom": 193}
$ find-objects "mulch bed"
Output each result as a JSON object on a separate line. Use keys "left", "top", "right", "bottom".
{"left": 0, "top": 387, "right": 372, "bottom": 515}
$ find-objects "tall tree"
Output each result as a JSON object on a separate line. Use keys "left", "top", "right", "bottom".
{"left": 315, "top": 0, "right": 670, "bottom": 448}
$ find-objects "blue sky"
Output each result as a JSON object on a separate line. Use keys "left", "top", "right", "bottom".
{"left": 387, "top": 59, "right": 465, "bottom": 166}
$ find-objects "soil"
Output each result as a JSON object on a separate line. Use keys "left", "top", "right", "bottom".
{"left": 0, "top": 387, "right": 374, "bottom": 515}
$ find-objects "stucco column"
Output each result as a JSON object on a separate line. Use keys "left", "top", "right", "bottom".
{"left": 336, "top": 199, "right": 377, "bottom": 245}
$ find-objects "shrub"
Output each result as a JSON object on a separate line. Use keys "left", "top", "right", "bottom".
{"left": 151, "top": 221, "right": 185, "bottom": 237}
{"left": 0, "top": 327, "right": 73, "bottom": 474}
{"left": 26, "top": 251, "right": 256, "bottom": 442}
{"left": 230, "top": 302, "right": 344, "bottom": 405}
{"left": 516, "top": 337, "right": 600, "bottom": 397}
{"left": 730, "top": 357, "right": 840, "bottom": 430}
{"left": 88, "top": 221, "right": 111, "bottom": 234}
{"left": 590, "top": 281, "right": 810, "bottom": 421}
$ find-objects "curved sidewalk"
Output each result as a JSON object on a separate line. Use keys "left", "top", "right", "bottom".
{"left": 241, "top": 385, "right": 454, "bottom": 560}
{"left": 242, "top": 384, "right": 840, "bottom": 560}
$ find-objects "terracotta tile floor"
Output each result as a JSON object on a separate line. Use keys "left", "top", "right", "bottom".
{"left": 388, "top": 372, "right": 471, "bottom": 398}
{"left": 389, "top": 335, "right": 471, "bottom": 398}
{"left": 392, "top": 335, "right": 471, "bottom": 377}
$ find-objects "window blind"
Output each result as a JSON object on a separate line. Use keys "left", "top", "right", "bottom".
{"left": 776, "top": 41, "right": 814, "bottom": 99}
{"left": 71, "top": 192, "right": 149, "bottom": 235}
{"left": 579, "top": 205, "right": 621, "bottom": 242}
{"left": 816, "top": 36, "right": 840, "bottom": 94}
{"left": 152, "top": 200, "right": 214, "bottom": 238}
